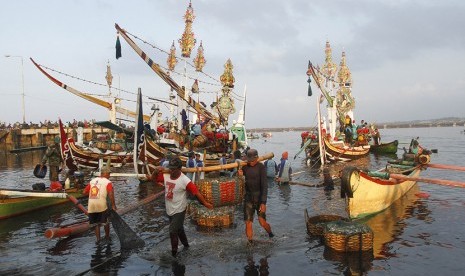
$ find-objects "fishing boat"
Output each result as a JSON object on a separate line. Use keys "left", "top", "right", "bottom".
{"left": 59, "top": 119, "right": 133, "bottom": 170}
{"left": 302, "top": 41, "right": 370, "bottom": 164}
{"left": 340, "top": 153, "right": 432, "bottom": 219}
{"left": 369, "top": 140, "right": 399, "bottom": 154}
{"left": 0, "top": 188, "right": 84, "bottom": 220}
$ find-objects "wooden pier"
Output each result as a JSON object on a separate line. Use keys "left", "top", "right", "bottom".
{"left": 0, "top": 126, "right": 112, "bottom": 152}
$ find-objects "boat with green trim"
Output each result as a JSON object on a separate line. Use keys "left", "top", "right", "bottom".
{"left": 369, "top": 140, "right": 398, "bottom": 154}
{"left": 0, "top": 188, "right": 85, "bottom": 220}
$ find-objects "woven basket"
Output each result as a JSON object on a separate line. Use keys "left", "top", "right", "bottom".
{"left": 195, "top": 205, "right": 235, "bottom": 227}
{"left": 196, "top": 176, "right": 244, "bottom": 207}
{"left": 323, "top": 221, "right": 373, "bottom": 252}
{"left": 305, "top": 209, "right": 347, "bottom": 236}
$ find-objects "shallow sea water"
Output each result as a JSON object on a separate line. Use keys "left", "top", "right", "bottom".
{"left": 1, "top": 126, "right": 464, "bottom": 275}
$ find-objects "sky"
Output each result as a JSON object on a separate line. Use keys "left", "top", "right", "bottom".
{"left": 1, "top": 0, "right": 464, "bottom": 129}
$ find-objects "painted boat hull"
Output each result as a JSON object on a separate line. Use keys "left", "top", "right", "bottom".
{"left": 369, "top": 140, "right": 398, "bottom": 154}
{"left": 0, "top": 188, "right": 84, "bottom": 220}
{"left": 68, "top": 139, "right": 133, "bottom": 169}
{"left": 342, "top": 166, "right": 420, "bottom": 219}
{"left": 324, "top": 138, "right": 370, "bottom": 161}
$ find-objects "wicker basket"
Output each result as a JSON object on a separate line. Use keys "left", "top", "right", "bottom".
{"left": 323, "top": 221, "right": 373, "bottom": 252}
{"left": 305, "top": 209, "right": 347, "bottom": 236}
{"left": 196, "top": 176, "right": 244, "bottom": 207}
{"left": 195, "top": 205, "right": 235, "bottom": 228}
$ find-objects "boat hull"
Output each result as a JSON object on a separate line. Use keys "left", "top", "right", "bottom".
{"left": 69, "top": 139, "right": 133, "bottom": 169}
{"left": 369, "top": 140, "right": 398, "bottom": 154}
{"left": 324, "top": 138, "right": 370, "bottom": 161}
{"left": 0, "top": 188, "right": 84, "bottom": 220}
{"left": 343, "top": 167, "right": 420, "bottom": 219}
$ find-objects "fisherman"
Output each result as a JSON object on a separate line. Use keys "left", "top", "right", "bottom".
{"left": 276, "top": 151, "right": 292, "bottom": 185}
{"left": 264, "top": 157, "right": 278, "bottom": 178}
{"left": 238, "top": 149, "right": 274, "bottom": 244}
{"left": 185, "top": 152, "right": 196, "bottom": 180}
{"left": 41, "top": 136, "right": 64, "bottom": 182}
{"left": 148, "top": 157, "right": 213, "bottom": 257}
{"left": 194, "top": 153, "right": 205, "bottom": 181}
{"left": 83, "top": 165, "right": 116, "bottom": 243}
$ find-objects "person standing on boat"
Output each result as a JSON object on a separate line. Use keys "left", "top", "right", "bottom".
{"left": 148, "top": 157, "right": 213, "bottom": 257}
{"left": 41, "top": 136, "right": 63, "bottom": 182}
{"left": 238, "top": 149, "right": 274, "bottom": 244}
{"left": 372, "top": 128, "right": 381, "bottom": 145}
{"left": 264, "top": 158, "right": 278, "bottom": 178}
{"left": 83, "top": 166, "right": 116, "bottom": 243}
{"left": 276, "top": 151, "right": 292, "bottom": 185}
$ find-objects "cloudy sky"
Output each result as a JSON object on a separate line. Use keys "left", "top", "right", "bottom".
{"left": 1, "top": 0, "right": 464, "bottom": 128}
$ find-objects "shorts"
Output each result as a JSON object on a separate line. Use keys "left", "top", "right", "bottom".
{"left": 88, "top": 209, "right": 109, "bottom": 225}
{"left": 168, "top": 210, "right": 186, "bottom": 234}
{"left": 243, "top": 201, "right": 266, "bottom": 222}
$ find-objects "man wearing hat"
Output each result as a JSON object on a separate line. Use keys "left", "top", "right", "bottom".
{"left": 149, "top": 156, "right": 213, "bottom": 257}
{"left": 83, "top": 166, "right": 116, "bottom": 243}
{"left": 238, "top": 149, "right": 274, "bottom": 244}
{"left": 41, "top": 135, "right": 64, "bottom": 182}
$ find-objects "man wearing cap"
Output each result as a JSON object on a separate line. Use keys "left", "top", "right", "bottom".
{"left": 149, "top": 156, "right": 213, "bottom": 257}
{"left": 41, "top": 135, "right": 64, "bottom": 182}
{"left": 238, "top": 149, "right": 274, "bottom": 244}
{"left": 83, "top": 166, "right": 116, "bottom": 243}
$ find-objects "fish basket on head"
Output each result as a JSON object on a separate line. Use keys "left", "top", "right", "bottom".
{"left": 304, "top": 209, "right": 347, "bottom": 237}
{"left": 194, "top": 204, "right": 235, "bottom": 228}
{"left": 323, "top": 220, "right": 373, "bottom": 252}
{"left": 33, "top": 164, "right": 47, "bottom": 179}
{"left": 196, "top": 176, "right": 244, "bottom": 207}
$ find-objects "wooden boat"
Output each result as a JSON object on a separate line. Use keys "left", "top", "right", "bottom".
{"left": 340, "top": 160, "right": 424, "bottom": 219}
{"left": 57, "top": 117, "right": 133, "bottom": 170}
{"left": 323, "top": 137, "right": 370, "bottom": 162}
{"left": 0, "top": 188, "right": 84, "bottom": 220}
{"left": 369, "top": 140, "right": 398, "bottom": 154}
{"left": 304, "top": 41, "right": 371, "bottom": 164}
{"left": 67, "top": 137, "right": 132, "bottom": 169}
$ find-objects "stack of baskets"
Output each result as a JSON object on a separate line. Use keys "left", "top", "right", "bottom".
{"left": 323, "top": 220, "right": 373, "bottom": 252}
{"left": 196, "top": 176, "right": 244, "bottom": 207}
{"left": 190, "top": 176, "right": 244, "bottom": 228}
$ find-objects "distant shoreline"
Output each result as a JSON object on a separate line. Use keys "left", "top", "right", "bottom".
{"left": 249, "top": 119, "right": 465, "bottom": 133}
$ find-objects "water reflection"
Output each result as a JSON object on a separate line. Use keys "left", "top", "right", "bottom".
{"left": 359, "top": 185, "right": 430, "bottom": 259}
{"left": 323, "top": 247, "right": 373, "bottom": 275}
{"left": 244, "top": 255, "right": 269, "bottom": 276}
{"left": 277, "top": 184, "right": 291, "bottom": 203}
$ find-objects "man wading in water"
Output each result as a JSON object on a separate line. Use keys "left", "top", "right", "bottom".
{"left": 238, "top": 149, "right": 274, "bottom": 244}
{"left": 149, "top": 157, "right": 213, "bottom": 257}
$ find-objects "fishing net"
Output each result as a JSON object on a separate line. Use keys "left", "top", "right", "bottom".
{"left": 109, "top": 209, "right": 145, "bottom": 250}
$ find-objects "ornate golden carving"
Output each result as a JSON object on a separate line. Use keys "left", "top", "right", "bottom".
{"left": 193, "top": 41, "right": 206, "bottom": 72}
{"left": 217, "top": 86, "right": 235, "bottom": 121}
{"left": 167, "top": 41, "right": 178, "bottom": 71}
{"left": 220, "top": 59, "right": 235, "bottom": 88}
{"left": 105, "top": 61, "right": 113, "bottom": 87}
{"left": 321, "top": 40, "right": 337, "bottom": 87}
{"left": 337, "top": 51, "right": 352, "bottom": 87}
{"left": 178, "top": 1, "right": 196, "bottom": 58}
